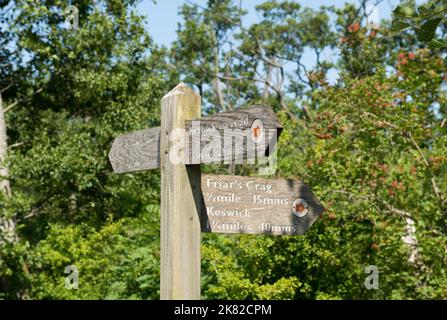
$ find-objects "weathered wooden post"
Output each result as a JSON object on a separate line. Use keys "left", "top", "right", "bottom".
{"left": 160, "top": 83, "right": 201, "bottom": 300}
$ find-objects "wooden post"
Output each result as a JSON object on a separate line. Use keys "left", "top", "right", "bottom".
{"left": 160, "top": 83, "right": 201, "bottom": 300}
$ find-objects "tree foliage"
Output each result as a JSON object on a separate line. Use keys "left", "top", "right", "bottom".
{"left": 0, "top": 0, "right": 446, "bottom": 300}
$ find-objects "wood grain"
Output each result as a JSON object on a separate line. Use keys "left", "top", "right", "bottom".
{"left": 160, "top": 83, "right": 201, "bottom": 300}
{"left": 108, "top": 127, "right": 160, "bottom": 173}
{"left": 200, "top": 174, "right": 324, "bottom": 235}
{"left": 185, "top": 105, "right": 282, "bottom": 164}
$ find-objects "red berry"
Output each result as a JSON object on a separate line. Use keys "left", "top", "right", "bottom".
{"left": 348, "top": 22, "right": 360, "bottom": 33}
{"left": 399, "top": 58, "right": 408, "bottom": 65}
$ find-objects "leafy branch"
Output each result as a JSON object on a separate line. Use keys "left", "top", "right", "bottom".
{"left": 392, "top": 1, "right": 447, "bottom": 64}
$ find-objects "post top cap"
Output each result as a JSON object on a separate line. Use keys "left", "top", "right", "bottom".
{"left": 162, "top": 82, "right": 199, "bottom": 100}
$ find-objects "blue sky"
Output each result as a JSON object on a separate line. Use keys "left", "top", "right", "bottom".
{"left": 135, "top": 0, "right": 412, "bottom": 85}
{"left": 138, "top": 0, "right": 402, "bottom": 47}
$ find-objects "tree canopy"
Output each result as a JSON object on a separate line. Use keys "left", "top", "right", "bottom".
{"left": 0, "top": 0, "right": 446, "bottom": 299}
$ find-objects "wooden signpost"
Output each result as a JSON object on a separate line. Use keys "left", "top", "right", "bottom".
{"left": 108, "top": 83, "right": 324, "bottom": 300}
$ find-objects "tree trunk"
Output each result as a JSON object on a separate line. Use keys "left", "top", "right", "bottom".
{"left": 402, "top": 216, "right": 421, "bottom": 265}
{"left": 263, "top": 63, "right": 272, "bottom": 102}
{"left": 0, "top": 92, "right": 16, "bottom": 244}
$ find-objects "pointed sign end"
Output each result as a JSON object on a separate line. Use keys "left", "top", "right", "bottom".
{"left": 108, "top": 139, "right": 119, "bottom": 173}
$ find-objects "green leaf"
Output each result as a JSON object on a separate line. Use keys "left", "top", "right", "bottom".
{"left": 444, "top": 56, "right": 447, "bottom": 67}
{"left": 429, "top": 39, "right": 447, "bottom": 49}
{"left": 393, "top": 5, "right": 418, "bottom": 18}
{"left": 136, "top": 274, "right": 152, "bottom": 283}
{"left": 416, "top": 18, "right": 442, "bottom": 42}
{"left": 139, "top": 283, "right": 152, "bottom": 289}
{"left": 391, "top": 20, "right": 410, "bottom": 32}
{"left": 417, "top": 3, "right": 436, "bottom": 16}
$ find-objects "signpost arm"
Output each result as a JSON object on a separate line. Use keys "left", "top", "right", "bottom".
{"left": 160, "top": 83, "right": 202, "bottom": 300}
